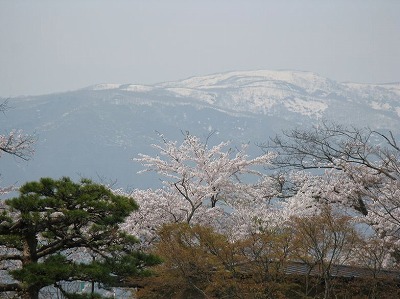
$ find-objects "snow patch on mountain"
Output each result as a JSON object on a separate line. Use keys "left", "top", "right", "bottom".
{"left": 166, "top": 88, "right": 216, "bottom": 104}
{"left": 120, "top": 84, "right": 154, "bottom": 93}
{"left": 160, "top": 70, "right": 341, "bottom": 93}
{"left": 376, "top": 83, "right": 400, "bottom": 98}
{"left": 153, "top": 70, "right": 347, "bottom": 117}
{"left": 284, "top": 98, "right": 328, "bottom": 117}
{"left": 370, "top": 101, "right": 392, "bottom": 111}
{"left": 91, "top": 83, "right": 121, "bottom": 90}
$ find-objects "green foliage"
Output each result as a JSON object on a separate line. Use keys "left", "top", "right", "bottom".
{"left": 0, "top": 234, "right": 23, "bottom": 249}
{"left": 11, "top": 254, "right": 74, "bottom": 287}
{"left": 0, "top": 177, "right": 160, "bottom": 299}
{"left": 109, "top": 252, "right": 163, "bottom": 277}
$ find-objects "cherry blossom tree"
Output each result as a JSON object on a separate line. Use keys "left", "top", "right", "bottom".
{"left": 0, "top": 100, "right": 35, "bottom": 195}
{"left": 0, "top": 100, "right": 34, "bottom": 161}
{"left": 123, "top": 132, "right": 277, "bottom": 246}
{"left": 122, "top": 126, "right": 400, "bottom": 297}
{"left": 264, "top": 122, "right": 400, "bottom": 260}
{"left": 0, "top": 129, "right": 35, "bottom": 161}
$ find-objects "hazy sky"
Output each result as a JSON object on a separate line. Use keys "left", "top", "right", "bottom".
{"left": 0, "top": 0, "right": 399, "bottom": 97}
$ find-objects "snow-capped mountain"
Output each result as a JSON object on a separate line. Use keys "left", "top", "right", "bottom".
{"left": 87, "top": 70, "right": 399, "bottom": 118}
{"left": 1, "top": 70, "right": 399, "bottom": 190}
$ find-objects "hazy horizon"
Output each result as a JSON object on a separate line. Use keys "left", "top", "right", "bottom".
{"left": 1, "top": 0, "right": 399, "bottom": 97}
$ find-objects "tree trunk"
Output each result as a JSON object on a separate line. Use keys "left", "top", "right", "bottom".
{"left": 21, "top": 230, "right": 39, "bottom": 299}
{"left": 21, "top": 288, "right": 39, "bottom": 299}
{"left": 323, "top": 273, "right": 330, "bottom": 299}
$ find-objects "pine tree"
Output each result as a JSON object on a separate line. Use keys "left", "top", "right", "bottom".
{"left": 0, "top": 177, "right": 161, "bottom": 299}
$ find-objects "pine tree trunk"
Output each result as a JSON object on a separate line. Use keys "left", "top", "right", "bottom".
{"left": 29, "top": 289, "right": 39, "bottom": 299}
{"left": 21, "top": 288, "right": 39, "bottom": 299}
{"left": 21, "top": 231, "right": 39, "bottom": 299}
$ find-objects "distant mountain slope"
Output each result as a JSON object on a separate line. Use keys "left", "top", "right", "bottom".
{"left": 1, "top": 70, "right": 399, "bottom": 190}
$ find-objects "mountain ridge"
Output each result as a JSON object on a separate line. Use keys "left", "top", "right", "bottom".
{"left": 1, "top": 70, "right": 399, "bottom": 190}
{"left": 81, "top": 70, "right": 400, "bottom": 120}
